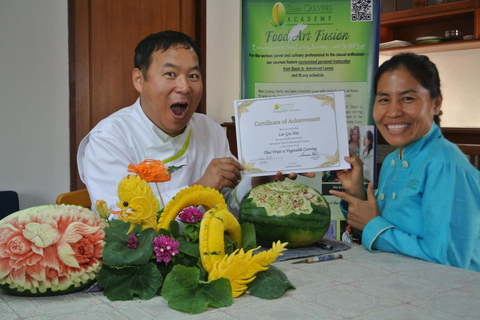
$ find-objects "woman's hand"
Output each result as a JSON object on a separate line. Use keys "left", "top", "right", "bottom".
{"left": 329, "top": 181, "right": 380, "bottom": 231}
{"left": 336, "top": 150, "right": 366, "bottom": 200}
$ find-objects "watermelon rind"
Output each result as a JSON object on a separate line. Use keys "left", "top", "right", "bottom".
{"left": 0, "top": 278, "right": 96, "bottom": 297}
{"left": 239, "top": 181, "right": 331, "bottom": 248}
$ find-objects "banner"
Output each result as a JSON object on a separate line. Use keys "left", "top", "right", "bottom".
{"left": 241, "top": 0, "right": 380, "bottom": 241}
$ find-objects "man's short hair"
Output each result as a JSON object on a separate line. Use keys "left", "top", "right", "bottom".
{"left": 134, "top": 30, "right": 201, "bottom": 79}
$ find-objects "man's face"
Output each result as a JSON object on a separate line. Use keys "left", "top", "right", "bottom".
{"left": 133, "top": 45, "right": 203, "bottom": 137}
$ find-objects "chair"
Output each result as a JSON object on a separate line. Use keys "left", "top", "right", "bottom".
{"left": 56, "top": 189, "right": 92, "bottom": 208}
{"left": 457, "top": 144, "right": 480, "bottom": 170}
{"left": 0, "top": 190, "right": 20, "bottom": 219}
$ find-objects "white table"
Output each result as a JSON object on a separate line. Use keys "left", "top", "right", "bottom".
{"left": 1, "top": 243, "right": 479, "bottom": 319}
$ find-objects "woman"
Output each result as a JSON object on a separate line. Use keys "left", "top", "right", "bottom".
{"left": 361, "top": 130, "right": 374, "bottom": 182}
{"left": 330, "top": 53, "right": 480, "bottom": 271}
{"left": 348, "top": 126, "right": 360, "bottom": 155}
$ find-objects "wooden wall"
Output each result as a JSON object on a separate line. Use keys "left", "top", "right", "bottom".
{"left": 68, "top": 0, "right": 206, "bottom": 190}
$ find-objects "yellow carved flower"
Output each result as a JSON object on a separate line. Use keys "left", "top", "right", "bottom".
{"left": 208, "top": 241, "right": 288, "bottom": 298}
{"left": 157, "top": 185, "right": 227, "bottom": 230}
{"left": 198, "top": 204, "right": 288, "bottom": 298}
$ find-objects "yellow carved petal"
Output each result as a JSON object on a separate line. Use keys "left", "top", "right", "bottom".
{"left": 208, "top": 248, "right": 266, "bottom": 298}
{"left": 207, "top": 241, "right": 288, "bottom": 298}
{"left": 199, "top": 208, "right": 242, "bottom": 273}
{"left": 158, "top": 185, "right": 227, "bottom": 230}
{"left": 250, "top": 240, "right": 288, "bottom": 266}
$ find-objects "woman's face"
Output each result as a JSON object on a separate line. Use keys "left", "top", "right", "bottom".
{"left": 351, "top": 129, "right": 358, "bottom": 141}
{"left": 373, "top": 68, "right": 442, "bottom": 151}
{"left": 363, "top": 135, "right": 370, "bottom": 147}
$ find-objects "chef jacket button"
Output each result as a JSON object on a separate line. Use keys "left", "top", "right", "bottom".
{"left": 392, "top": 192, "right": 396, "bottom": 200}
{"left": 390, "top": 159, "right": 395, "bottom": 166}
{"left": 402, "top": 161, "right": 409, "bottom": 168}
{"left": 379, "top": 193, "right": 385, "bottom": 201}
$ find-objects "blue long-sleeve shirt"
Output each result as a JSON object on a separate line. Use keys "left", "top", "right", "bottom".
{"left": 341, "top": 124, "right": 480, "bottom": 271}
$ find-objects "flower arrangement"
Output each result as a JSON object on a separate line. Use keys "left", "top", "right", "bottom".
{"left": 0, "top": 205, "right": 106, "bottom": 296}
{"left": 97, "top": 160, "right": 294, "bottom": 314}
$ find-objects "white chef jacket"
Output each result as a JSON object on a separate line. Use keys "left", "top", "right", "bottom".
{"left": 77, "top": 98, "right": 252, "bottom": 216}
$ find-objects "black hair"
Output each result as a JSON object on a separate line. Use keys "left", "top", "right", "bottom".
{"left": 364, "top": 130, "right": 373, "bottom": 154}
{"left": 373, "top": 52, "right": 442, "bottom": 125}
{"left": 134, "top": 30, "right": 201, "bottom": 79}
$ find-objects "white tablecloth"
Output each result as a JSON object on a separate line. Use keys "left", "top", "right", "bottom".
{"left": 1, "top": 243, "right": 479, "bottom": 319}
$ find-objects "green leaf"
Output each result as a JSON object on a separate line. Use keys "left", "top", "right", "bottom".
{"left": 224, "top": 234, "right": 237, "bottom": 255}
{"left": 103, "top": 223, "right": 157, "bottom": 266}
{"left": 161, "top": 265, "right": 232, "bottom": 314}
{"left": 183, "top": 224, "right": 199, "bottom": 242}
{"left": 169, "top": 220, "right": 180, "bottom": 238}
{"left": 156, "top": 208, "right": 164, "bottom": 222}
{"left": 167, "top": 164, "right": 185, "bottom": 174}
{"left": 177, "top": 236, "right": 200, "bottom": 259}
{"left": 97, "top": 263, "right": 163, "bottom": 301}
{"left": 241, "top": 222, "right": 257, "bottom": 251}
{"left": 248, "top": 265, "right": 295, "bottom": 299}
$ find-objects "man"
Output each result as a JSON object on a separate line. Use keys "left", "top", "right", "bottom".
{"left": 78, "top": 30, "right": 307, "bottom": 214}
{"left": 341, "top": 224, "right": 353, "bottom": 243}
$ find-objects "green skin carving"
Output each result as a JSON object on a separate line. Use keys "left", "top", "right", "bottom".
{"left": 247, "top": 181, "right": 327, "bottom": 217}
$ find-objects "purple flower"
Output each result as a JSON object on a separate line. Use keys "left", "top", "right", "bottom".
{"left": 153, "top": 235, "right": 180, "bottom": 263}
{"left": 178, "top": 206, "right": 204, "bottom": 223}
{"left": 127, "top": 234, "right": 137, "bottom": 249}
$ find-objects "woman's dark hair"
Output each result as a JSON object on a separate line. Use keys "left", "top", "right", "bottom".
{"left": 134, "top": 30, "right": 201, "bottom": 79}
{"left": 364, "top": 130, "right": 373, "bottom": 154}
{"left": 373, "top": 52, "right": 442, "bottom": 126}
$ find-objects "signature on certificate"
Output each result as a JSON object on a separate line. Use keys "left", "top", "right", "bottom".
{"left": 300, "top": 147, "right": 318, "bottom": 157}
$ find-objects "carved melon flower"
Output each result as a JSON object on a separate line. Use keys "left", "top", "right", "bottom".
{"left": 0, "top": 205, "right": 106, "bottom": 295}
{"left": 128, "top": 159, "right": 171, "bottom": 183}
{"left": 127, "top": 159, "right": 184, "bottom": 208}
{"left": 153, "top": 235, "right": 179, "bottom": 263}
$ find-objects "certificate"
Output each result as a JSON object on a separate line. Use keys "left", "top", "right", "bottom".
{"left": 234, "top": 92, "right": 350, "bottom": 177}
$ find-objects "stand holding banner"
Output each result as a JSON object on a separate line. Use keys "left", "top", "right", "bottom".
{"left": 240, "top": 0, "right": 380, "bottom": 241}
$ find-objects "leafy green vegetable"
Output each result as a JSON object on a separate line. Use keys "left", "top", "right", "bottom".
{"left": 176, "top": 236, "right": 200, "bottom": 260}
{"left": 241, "top": 222, "right": 257, "bottom": 251}
{"left": 167, "top": 164, "right": 185, "bottom": 174}
{"left": 102, "top": 222, "right": 156, "bottom": 266}
{"left": 97, "top": 263, "right": 163, "bottom": 300}
{"left": 224, "top": 234, "right": 237, "bottom": 255}
{"left": 248, "top": 265, "right": 295, "bottom": 299}
{"left": 169, "top": 220, "right": 180, "bottom": 238}
{"left": 161, "top": 265, "right": 232, "bottom": 314}
{"left": 183, "top": 222, "right": 200, "bottom": 242}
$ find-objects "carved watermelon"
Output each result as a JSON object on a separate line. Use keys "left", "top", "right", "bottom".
{"left": 0, "top": 204, "right": 106, "bottom": 296}
{"left": 239, "top": 181, "right": 330, "bottom": 248}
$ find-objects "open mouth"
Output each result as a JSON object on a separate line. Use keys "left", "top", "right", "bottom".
{"left": 171, "top": 103, "right": 188, "bottom": 117}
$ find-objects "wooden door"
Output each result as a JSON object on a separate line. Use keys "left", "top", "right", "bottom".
{"left": 68, "top": 0, "right": 206, "bottom": 190}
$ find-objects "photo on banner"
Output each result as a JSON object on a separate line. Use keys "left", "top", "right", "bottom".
{"left": 240, "top": 0, "right": 380, "bottom": 240}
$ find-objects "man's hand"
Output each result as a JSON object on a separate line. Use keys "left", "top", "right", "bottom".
{"left": 329, "top": 181, "right": 379, "bottom": 231}
{"left": 252, "top": 171, "right": 316, "bottom": 188}
{"left": 192, "top": 158, "right": 242, "bottom": 191}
